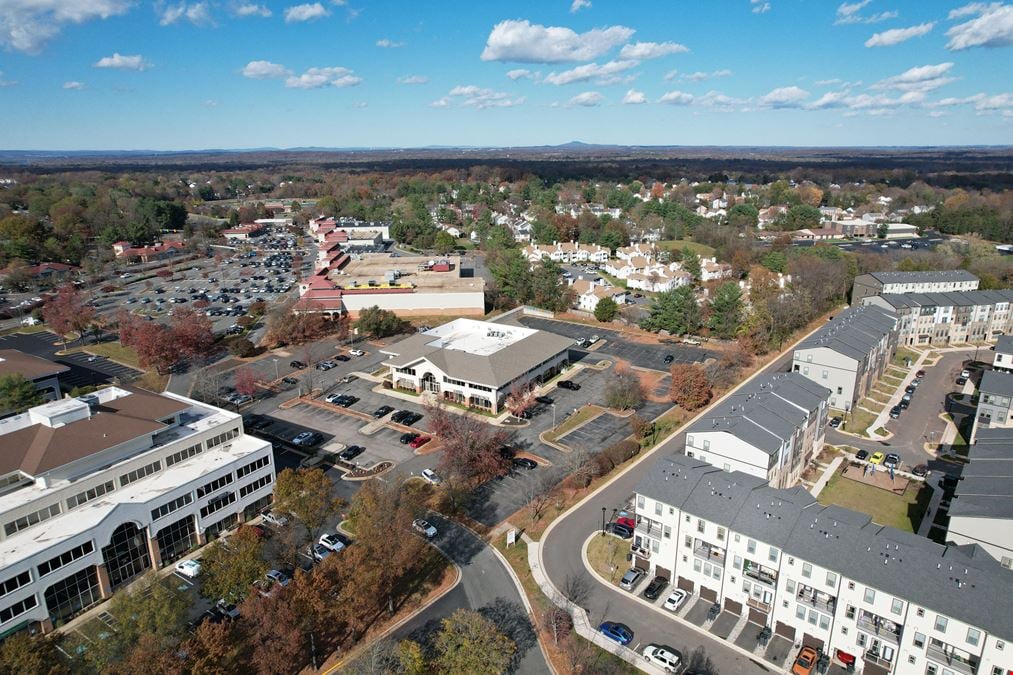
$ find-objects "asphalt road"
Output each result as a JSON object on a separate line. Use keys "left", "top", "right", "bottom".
{"left": 540, "top": 348, "right": 799, "bottom": 675}
{"left": 394, "top": 516, "right": 551, "bottom": 675}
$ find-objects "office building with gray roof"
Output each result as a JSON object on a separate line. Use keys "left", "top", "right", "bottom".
{"left": 792, "top": 305, "right": 898, "bottom": 411}
{"left": 683, "top": 372, "right": 831, "bottom": 488}
{"left": 631, "top": 453, "right": 1013, "bottom": 675}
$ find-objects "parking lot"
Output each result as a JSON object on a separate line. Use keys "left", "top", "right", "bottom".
{"left": 0, "top": 330, "right": 143, "bottom": 389}
{"left": 514, "top": 316, "right": 713, "bottom": 371}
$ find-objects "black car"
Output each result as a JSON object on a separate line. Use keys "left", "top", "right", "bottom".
{"left": 373, "top": 406, "right": 394, "bottom": 418}
{"left": 512, "top": 457, "right": 538, "bottom": 470}
{"left": 898, "top": 399, "right": 910, "bottom": 410}
{"left": 828, "top": 417, "right": 843, "bottom": 429}
{"left": 399, "top": 412, "right": 422, "bottom": 426}
{"left": 663, "top": 354, "right": 674, "bottom": 364}
{"left": 912, "top": 464, "right": 928, "bottom": 477}
{"left": 339, "top": 445, "right": 365, "bottom": 461}
{"left": 643, "top": 575, "right": 669, "bottom": 601}
{"left": 391, "top": 410, "right": 412, "bottom": 423}
{"left": 905, "top": 385, "right": 917, "bottom": 394}
{"left": 513, "top": 408, "right": 532, "bottom": 419}
{"left": 335, "top": 354, "right": 351, "bottom": 362}
{"left": 281, "top": 376, "right": 298, "bottom": 385}
{"left": 607, "top": 522, "right": 634, "bottom": 539}
{"left": 535, "top": 395, "right": 554, "bottom": 405}
{"left": 889, "top": 405, "right": 903, "bottom": 419}
{"left": 337, "top": 396, "right": 358, "bottom": 408}
{"left": 557, "top": 380, "right": 580, "bottom": 391}
{"left": 498, "top": 446, "right": 516, "bottom": 459}
{"left": 855, "top": 449, "right": 869, "bottom": 461}
{"left": 289, "top": 360, "right": 306, "bottom": 369}
{"left": 956, "top": 376, "right": 968, "bottom": 386}
{"left": 399, "top": 432, "right": 420, "bottom": 445}
{"left": 884, "top": 453, "right": 901, "bottom": 469}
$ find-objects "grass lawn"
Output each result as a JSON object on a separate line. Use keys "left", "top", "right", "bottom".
{"left": 862, "top": 399, "right": 887, "bottom": 413}
{"left": 881, "top": 375, "right": 904, "bottom": 387}
{"left": 78, "top": 341, "right": 141, "bottom": 369}
{"left": 595, "top": 269, "right": 627, "bottom": 289}
{"left": 586, "top": 534, "right": 631, "bottom": 586}
{"left": 544, "top": 406, "right": 602, "bottom": 443}
{"left": 818, "top": 470, "right": 931, "bottom": 533}
{"left": 843, "top": 408, "right": 879, "bottom": 436}
{"left": 868, "top": 391, "right": 892, "bottom": 405}
{"left": 0, "top": 324, "right": 48, "bottom": 337}
{"left": 892, "top": 347, "right": 920, "bottom": 368}
{"left": 657, "top": 239, "right": 716, "bottom": 259}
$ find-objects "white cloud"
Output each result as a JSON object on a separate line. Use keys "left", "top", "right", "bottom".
{"left": 159, "top": 2, "right": 214, "bottom": 26}
{"left": 667, "top": 68, "right": 732, "bottom": 82}
{"left": 234, "top": 3, "right": 272, "bottom": 17}
{"left": 815, "top": 78, "right": 862, "bottom": 87}
{"left": 806, "top": 90, "right": 851, "bottom": 109}
{"left": 285, "top": 66, "right": 361, "bottom": 89}
{"left": 834, "top": 0, "right": 898, "bottom": 25}
{"left": 945, "top": 3, "right": 1013, "bottom": 50}
{"left": 242, "top": 60, "right": 289, "bottom": 79}
{"left": 94, "top": 53, "right": 151, "bottom": 70}
{"left": 570, "top": 0, "right": 591, "bottom": 12}
{"left": 865, "top": 22, "right": 934, "bottom": 47}
{"left": 202, "top": 99, "right": 218, "bottom": 107}
{"left": 568, "top": 91, "right": 604, "bottom": 107}
{"left": 376, "top": 38, "right": 404, "bottom": 48}
{"left": 0, "top": 71, "right": 17, "bottom": 87}
{"left": 659, "top": 90, "right": 694, "bottom": 105}
{"left": 397, "top": 75, "right": 429, "bottom": 85}
{"left": 696, "top": 90, "right": 743, "bottom": 110}
{"left": 434, "top": 85, "right": 525, "bottom": 109}
{"left": 352, "top": 100, "right": 367, "bottom": 108}
{"left": 975, "top": 92, "right": 1012, "bottom": 111}
{"left": 284, "top": 3, "right": 329, "bottom": 22}
{"left": 63, "top": 80, "right": 85, "bottom": 89}
{"left": 480, "top": 19, "right": 634, "bottom": 63}
{"left": 618, "top": 41, "right": 688, "bottom": 60}
{"left": 758, "top": 85, "right": 809, "bottom": 107}
{"left": 928, "top": 110, "right": 947, "bottom": 117}
{"left": 622, "top": 89, "right": 646, "bottom": 104}
{"left": 506, "top": 69, "right": 536, "bottom": 80}
{"left": 751, "top": 0, "right": 771, "bottom": 13}
{"left": 872, "top": 62, "right": 956, "bottom": 92}
{"left": 544, "top": 59, "right": 638, "bottom": 85}
{"left": 0, "top": 0, "right": 132, "bottom": 54}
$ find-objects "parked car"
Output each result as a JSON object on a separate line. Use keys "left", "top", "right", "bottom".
{"left": 349, "top": 348, "right": 365, "bottom": 357}
{"left": 175, "top": 559, "right": 201, "bottom": 579}
{"left": 607, "top": 522, "right": 634, "bottom": 539}
{"left": 292, "top": 431, "right": 319, "bottom": 446}
{"left": 956, "top": 376, "right": 968, "bottom": 386}
{"left": 616, "top": 516, "right": 636, "bottom": 529}
{"left": 906, "top": 382, "right": 919, "bottom": 392}
{"left": 912, "top": 464, "right": 929, "bottom": 477}
{"left": 901, "top": 392, "right": 912, "bottom": 402}
{"left": 619, "top": 568, "right": 644, "bottom": 591}
{"left": 315, "top": 360, "right": 336, "bottom": 371}
{"left": 339, "top": 375, "right": 358, "bottom": 384}
{"left": 557, "top": 380, "right": 580, "bottom": 391}
{"left": 336, "top": 395, "right": 358, "bottom": 408}
{"left": 792, "top": 646, "right": 818, "bottom": 675}
{"left": 421, "top": 468, "right": 442, "bottom": 485}
{"left": 339, "top": 445, "right": 365, "bottom": 462}
{"left": 598, "top": 621, "right": 634, "bottom": 646}
{"left": 261, "top": 510, "right": 288, "bottom": 527}
{"left": 410, "top": 435, "right": 432, "bottom": 449}
{"left": 535, "top": 395, "right": 554, "bottom": 405}
{"left": 869, "top": 452, "right": 885, "bottom": 465}
{"left": 961, "top": 368, "right": 971, "bottom": 378}
{"left": 334, "top": 354, "right": 351, "bottom": 362}
{"left": 512, "top": 457, "right": 538, "bottom": 470}
{"left": 643, "top": 644, "right": 682, "bottom": 672}
{"left": 589, "top": 335, "right": 600, "bottom": 344}
{"left": 828, "top": 417, "right": 843, "bottom": 429}
{"left": 663, "top": 354, "right": 674, "bottom": 364}
{"left": 265, "top": 570, "right": 291, "bottom": 587}
{"left": 916, "top": 369, "right": 926, "bottom": 378}
{"left": 309, "top": 543, "right": 332, "bottom": 562}
{"left": 400, "top": 432, "right": 420, "bottom": 445}
{"left": 663, "top": 588, "right": 689, "bottom": 612}
{"left": 372, "top": 405, "right": 393, "bottom": 418}
{"left": 281, "top": 376, "right": 298, "bottom": 385}
{"left": 889, "top": 405, "right": 903, "bottom": 419}
{"left": 884, "top": 453, "right": 901, "bottom": 469}
{"left": 855, "top": 449, "right": 869, "bottom": 461}
{"left": 319, "top": 533, "right": 346, "bottom": 552}
{"left": 643, "top": 575, "right": 669, "bottom": 600}
{"left": 413, "top": 518, "right": 437, "bottom": 539}
{"left": 898, "top": 399, "right": 910, "bottom": 410}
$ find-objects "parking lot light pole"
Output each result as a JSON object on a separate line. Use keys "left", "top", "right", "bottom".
{"left": 551, "top": 403, "right": 556, "bottom": 428}
{"left": 272, "top": 358, "right": 279, "bottom": 381}
{"left": 601, "top": 507, "right": 606, "bottom": 536}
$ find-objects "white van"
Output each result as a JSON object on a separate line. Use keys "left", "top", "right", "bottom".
{"left": 643, "top": 644, "right": 682, "bottom": 672}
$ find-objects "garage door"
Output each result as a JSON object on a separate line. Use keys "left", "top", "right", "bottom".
{"left": 775, "top": 621, "right": 796, "bottom": 640}
{"left": 677, "top": 577, "right": 695, "bottom": 592}
{"left": 723, "top": 598, "right": 743, "bottom": 615}
{"left": 634, "top": 555, "right": 650, "bottom": 571}
{"left": 699, "top": 586, "right": 717, "bottom": 602}
{"left": 748, "top": 608, "right": 768, "bottom": 625}
{"left": 862, "top": 661, "right": 889, "bottom": 675}
{"left": 802, "top": 633, "right": 824, "bottom": 652}
{"left": 654, "top": 565, "right": 671, "bottom": 581}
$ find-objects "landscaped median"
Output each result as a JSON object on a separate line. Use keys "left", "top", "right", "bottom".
{"left": 816, "top": 464, "right": 930, "bottom": 533}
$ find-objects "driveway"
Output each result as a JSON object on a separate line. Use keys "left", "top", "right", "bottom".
{"left": 394, "top": 516, "right": 551, "bottom": 675}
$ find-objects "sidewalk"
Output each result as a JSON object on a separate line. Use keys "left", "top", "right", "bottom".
{"left": 808, "top": 455, "right": 844, "bottom": 498}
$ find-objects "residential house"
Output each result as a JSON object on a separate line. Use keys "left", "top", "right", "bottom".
{"left": 976, "top": 371, "right": 1013, "bottom": 434}
{"left": 522, "top": 242, "right": 610, "bottom": 265}
{"left": 570, "top": 278, "right": 628, "bottom": 314}
{"left": 700, "top": 257, "right": 733, "bottom": 282}
{"left": 993, "top": 335, "right": 1013, "bottom": 373}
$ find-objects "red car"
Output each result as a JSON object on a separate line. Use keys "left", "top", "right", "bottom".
{"left": 409, "top": 435, "right": 432, "bottom": 449}
{"left": 617, "top": 516, "right": 636, "bottom": 529}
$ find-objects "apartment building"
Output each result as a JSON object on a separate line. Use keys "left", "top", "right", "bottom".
{"left": 570, "top": 278, "right": 629, "bottom": 314}
{"left": 977, "top": 371, "right": 1013, "bottom": 433}
{"left": 0, "top": 386, "right": 275, "bottom": 636}
{"left": 792, "top": 305, "right": 898, "bottom": 411}
{"left": 851, "top": 271, "right": 980, "bottom": 304}
{"left": 683, "top": 373, "right": 831, "bottom": 488}
{"left": 522, "top": 241, "right": 610, "bottom": 265}
{"left": 380, "top": 319, "right": 573, "bottom": 413}
{"left": 994, "top": 335, "right": 1013, "bottom": 373}
{"left": 632, "top": 454, "right": 1013, "bottom": 675}
{"left": 863, "top": 290, "right": 1013, "bottom": 347}
{"left": 947, "top": 427, "right": 1013, "bottom": 569}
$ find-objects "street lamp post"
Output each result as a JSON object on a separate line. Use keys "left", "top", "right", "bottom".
{"left": 551, "top": 403, "right": 556, "bottom": 428}
{"left": 601, "top": 507, "right": 607, "bottom": 537}
{"left": 272, "top": 358, "right": 279, "bottom": 381}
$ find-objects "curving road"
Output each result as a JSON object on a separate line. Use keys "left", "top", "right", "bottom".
{"left": 395, "top": 516, "right": 551, "bottom": 675}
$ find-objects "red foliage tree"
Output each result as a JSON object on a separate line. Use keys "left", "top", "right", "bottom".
{"left": 428, "top": 403, "right": 509, "bottom": 484}
{"left": 42, "top": 283, "right": 93, "bottom": 341}
{"left": 504, "top": 380, "right": 537, "bottom": 418}
{"left": 234, "top": 367, "right": 258, "bottom": 397}
{"left": 169, "top": 308, "right": 214, "bottom": 362}
{"left": 131, "top": 321, "right": 177, "bottom": 373}
{"left": 669, "top": 364, "right": 712, "bottom": 411}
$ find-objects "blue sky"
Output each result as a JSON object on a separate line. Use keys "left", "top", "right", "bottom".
{"left": 0, "top": 0, "right": 1011, "bottom": 150}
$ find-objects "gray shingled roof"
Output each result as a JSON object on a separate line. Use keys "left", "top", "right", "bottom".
{"left": 951, "top": 430, "right": 1013, "bottom": 518}
{"left": 873, "top": 289, "right": 1013, "bottom": 310}
{"left": 866, "top": 270, "right": 979, "bottom": 284}
{"left": 381, "top": 327, "right": 574, "bottom": 388}
{"left": 686, "top": 373, "right": 830, "bottom": 456}
{"left": 981, "top": 370, "right": 1013, "bottom": 398}
{"left": 795, "top": 305, "right": 897, "bottom": 363}
{"left": 636, "top": 453, "right": 1013, "bottom": 641}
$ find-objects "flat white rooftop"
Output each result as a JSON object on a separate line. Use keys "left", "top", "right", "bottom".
{"left": 420, "top": 319, "right": 537, "bottom": 357}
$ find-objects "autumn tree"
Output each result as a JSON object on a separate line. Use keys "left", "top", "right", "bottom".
{"left": 200, "top": 524, "right": 266, "bottom": 604}
{"left": 504, "top": 380, "right": 537, "bottom": 418}
{"left": 181, "top": 621, "right": 244, "bottom": 675}
{"left": 355, "top": 305, "right": 403, "bottom": 339}
{"left": 605, "top": 364, "right": 644, "bottom": 410}
{"left": 0, "top": 632, "right": 69, "bottom": 675}
{"left": 169, "top": 307, "right": 214, "bottom": 362}
{"left": 129, "top": 321, "right": 177, "bottom": 373}
{"left": 0, "top": 373, "right": 45, "bottom": 413}
{"left": 234, "top": 366, "right": 258, "bottom": 397}
{"left": 432, "top": 609, "right": 516, "bottom": 675}
{"left": 242, "top": 586, "right": 308, "bottom": 675}
{"left": 273, "top": 468, "right": 343, "bottom": 543}
{"left": 428, "top": 402, "right": 509, "bottom": 484}
{"left": 593, "top": 296, "right": 618, "bottom": 322}
{"left": 670, "top": 364, "right": 712, "bottom": 410}
{"left": 42, "top": 283, "right": 93, "bottom": 343}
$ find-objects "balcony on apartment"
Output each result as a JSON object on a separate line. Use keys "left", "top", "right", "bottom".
{"left": 926, "top": 638, "right": 978, "bottom": 675}
{"left": 635, "top": 517, "right": 662, "bottom": 538}
{"left": 693, "top": 539, "right": 725, "bottom": 564}
{"left": 742, "top": 559, "right": 778, "bottom": 587}
{"left": 796, "top": 583, "right": 835, "bottom": 614}
{"left": 856, "top": 609, "right": 902, "bottom": 644}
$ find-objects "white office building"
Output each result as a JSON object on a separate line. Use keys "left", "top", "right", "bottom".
{"left": 0, "top": 386, "right": 275, "bottom": 636}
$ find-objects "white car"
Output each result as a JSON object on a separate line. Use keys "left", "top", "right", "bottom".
{"left": 960, "top": 369, "right": 971, "bottom": 378}
{"left": 319, "top": 533, "right": 346, "bottom": 552}
{"left": 349, "top": 348, "right": 365, "bottom": 357}
{"left": 413, "top": 518, "right": 438, "bottom": 539}
{"left": 421, "top": 468, "right": 442, "bottom": 485}
{"left": 663, "top": 588, "right": 689, "bottom": 612}
{"left": 261, "top": 510, "right": 288, "bottom": 527}
{"left": 265, "top": 569, "right": 291, "bottom": 587}
{"left": 175, "top": 559, "right": 201, "bottom": 579}
{"left": 643, "top": 644, "right": 682, "bottom": 672}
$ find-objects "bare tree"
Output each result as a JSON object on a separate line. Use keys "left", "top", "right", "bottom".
{"left": 561, "top": 572, "right": 592, "bottom": 610}
{"left": 522, "top": 472, "right": 554, "bottom": 526}
{"left": 563, "top": 448, "right": 597, "bottom": 489}
{"left": 191, "top": 366, "right": 224, "bottom": 404}
{"left": 540, "top": 606, "right": 572, "bottom": 646}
